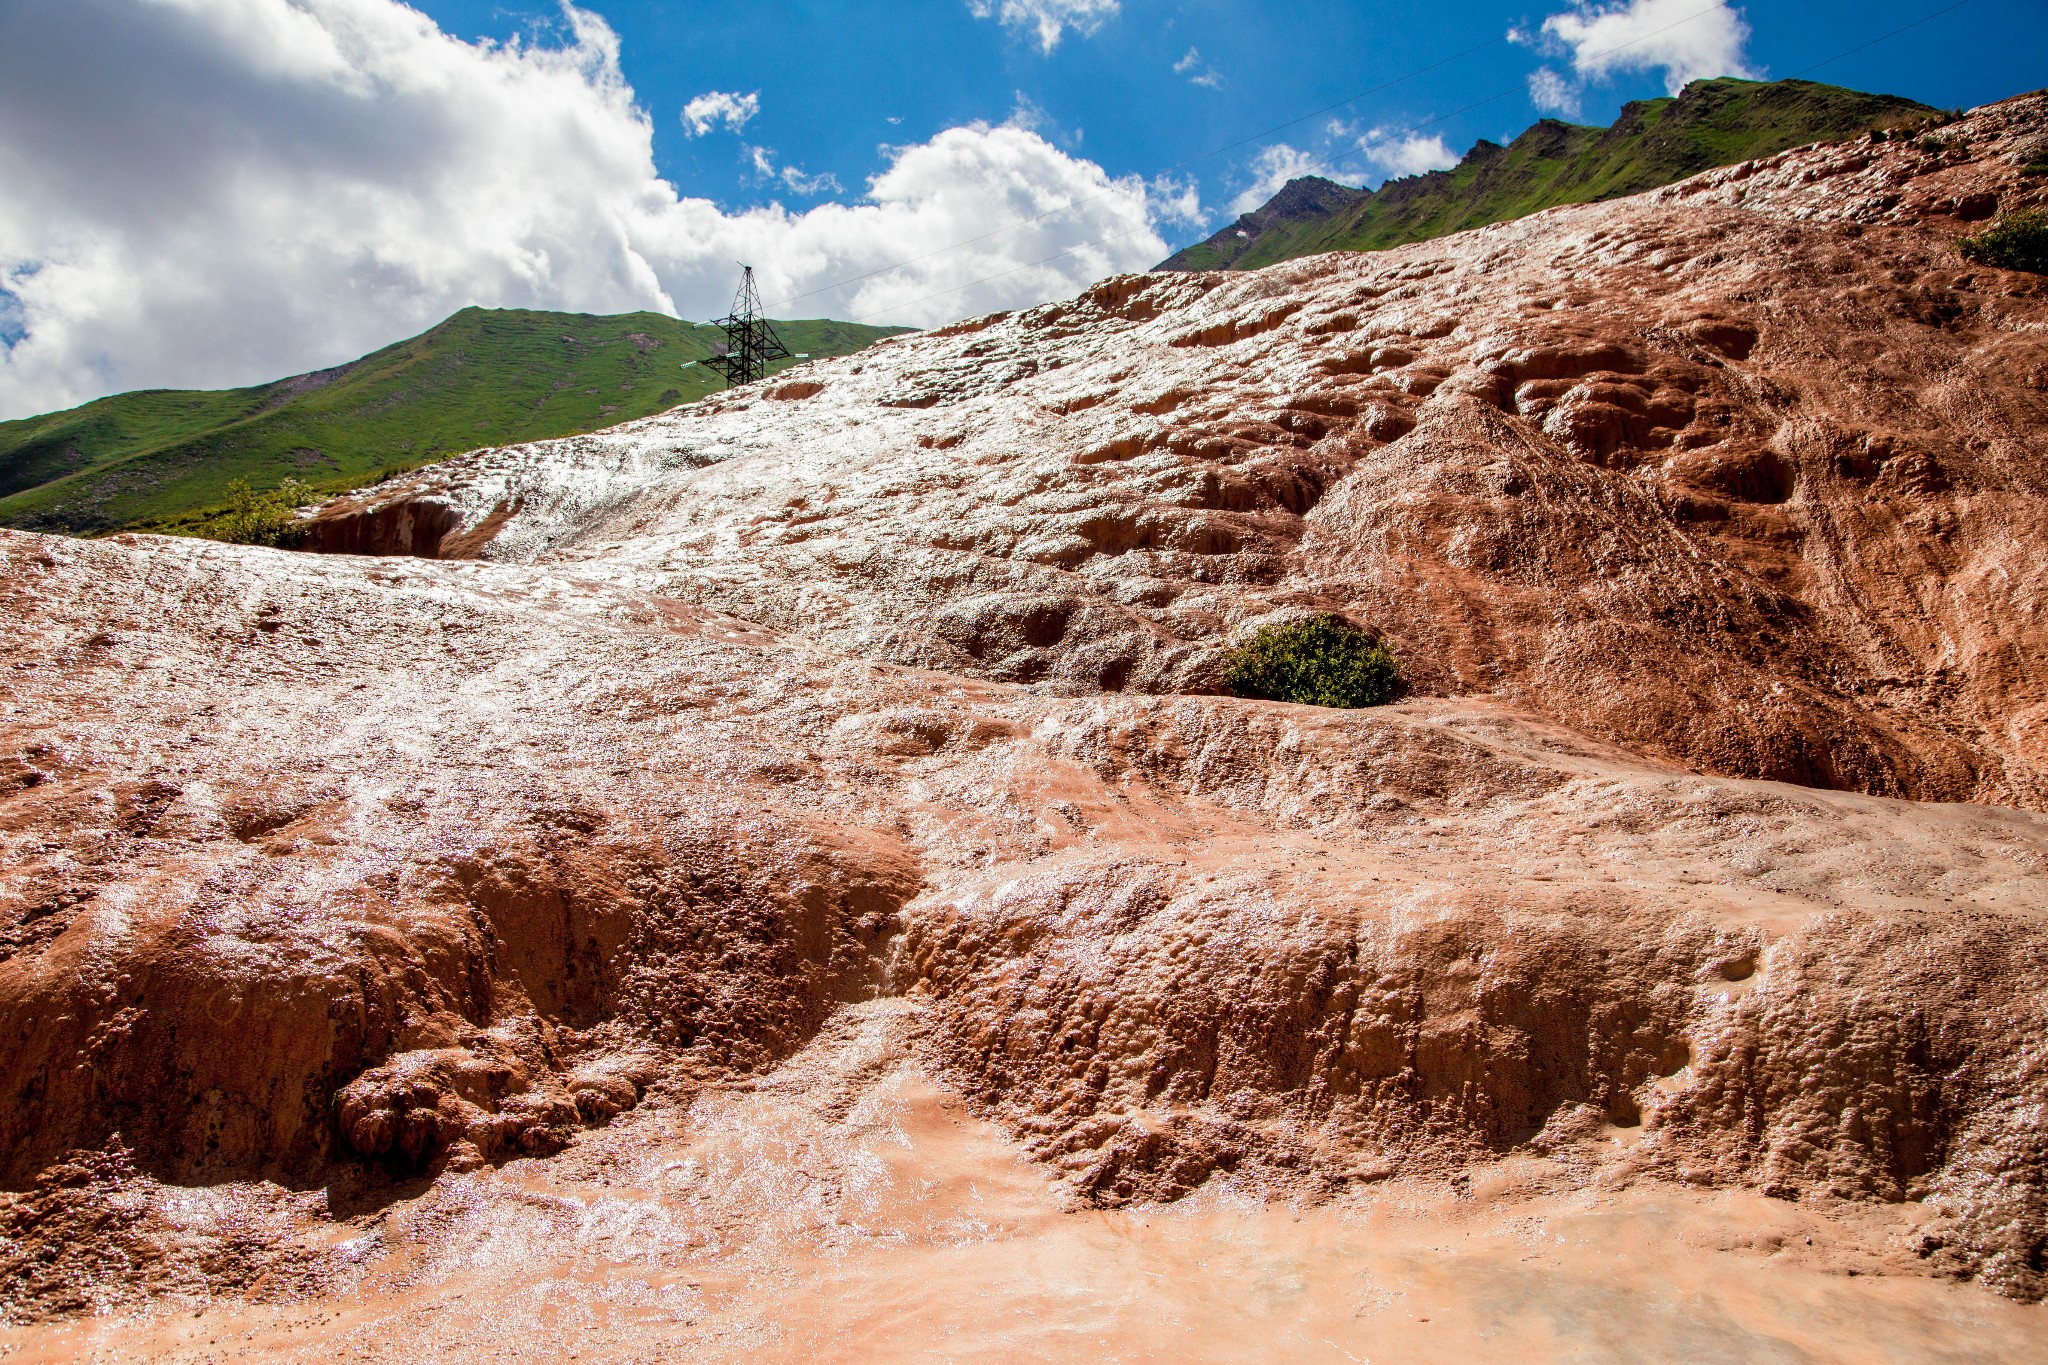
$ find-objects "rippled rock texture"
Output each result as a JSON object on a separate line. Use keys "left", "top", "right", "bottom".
{"left": 5, "top": 93, "right": 2048, "bottom": 1325}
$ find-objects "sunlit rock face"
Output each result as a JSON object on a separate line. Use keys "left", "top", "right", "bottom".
{"left": 314, "top": 91, "right": 2048, "bottom": 810}
{"left": 5, "top": 93, "right": 2048, "bottom": 1326}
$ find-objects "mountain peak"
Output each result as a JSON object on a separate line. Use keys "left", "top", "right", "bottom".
{"left": 1157, "top": 75, "right": 1936, "bottom": 272}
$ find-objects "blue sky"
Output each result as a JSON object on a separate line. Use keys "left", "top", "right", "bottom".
{"left": 1, "top": 0, "right": 2043, "bottom": 417}
{"left": 411, "top": 0, "right": 2047, "bottom": 249}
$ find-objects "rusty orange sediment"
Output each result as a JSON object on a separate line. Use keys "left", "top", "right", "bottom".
{"left": 4, "top": 91, "right": 2048, "bottom": 1361}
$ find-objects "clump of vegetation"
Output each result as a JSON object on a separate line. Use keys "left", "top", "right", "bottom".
{"left": 182, "top": 477, "right": 316, "bottom": 546}
{"left": 1223, "top": 614, "right": 1402, "bottom": 709}
{"left": 1959, "top": 209, "right": 2048, "bottom": 275}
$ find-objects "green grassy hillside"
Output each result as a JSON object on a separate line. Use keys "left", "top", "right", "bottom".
{"left": 1159, "top": 78, "right": 1938, "bottom": 272}
{"left": 0, "top": 308, "right": 908, "bottom": 535}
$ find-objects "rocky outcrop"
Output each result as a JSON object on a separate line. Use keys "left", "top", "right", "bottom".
{"left": 306, "top": 94, "right": 2048, "bottom": 811}
{"left": 292, "top": 491, "right": 464, "bottom": 557}
{"left": 6, "top": 93, "right": 2048, "bottom": 1320}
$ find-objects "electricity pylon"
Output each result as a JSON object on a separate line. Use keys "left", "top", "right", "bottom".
{"left": 705, "top": 265, "right": 791, "bottom": 388}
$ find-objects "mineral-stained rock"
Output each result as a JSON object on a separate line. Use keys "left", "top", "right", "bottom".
{"left": 6, "top": 93, "right": 2048, "bottom": 1321}
{"left": 301, "top": 94, "right": 2048, "bottom": 812}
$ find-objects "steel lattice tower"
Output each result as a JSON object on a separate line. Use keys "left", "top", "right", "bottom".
{"left": 705, "top": 265, "right": 791, "bottom": 388}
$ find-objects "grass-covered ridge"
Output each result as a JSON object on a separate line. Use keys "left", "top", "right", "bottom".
{"left": 1159, "top": 77, "right": 1937, "bottom": 273}
{"left": 0, "top": 308, "right": 909, "bottom": 536}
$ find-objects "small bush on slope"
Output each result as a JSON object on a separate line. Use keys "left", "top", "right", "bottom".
{"left": 184, "top": 477, "right": 313, "bottom": 547}
{"left": 1960, "top": 209, "right": 2048, "bottom": 274}
{"left": 1223, "top": 615, "right": 1402, "bottom": 709}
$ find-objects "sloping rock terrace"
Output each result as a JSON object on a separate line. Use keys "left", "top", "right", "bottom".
{"left": 5, "top": 93, "right": 2048, "bottom": 1327}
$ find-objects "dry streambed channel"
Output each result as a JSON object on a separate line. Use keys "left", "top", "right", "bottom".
{"left": 6, "top": 1001, "right": 2046, "bottom": 1363}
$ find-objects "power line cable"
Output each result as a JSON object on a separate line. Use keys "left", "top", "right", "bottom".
{"left": 835, "top": 0, "right": 1980, "bottom": 326}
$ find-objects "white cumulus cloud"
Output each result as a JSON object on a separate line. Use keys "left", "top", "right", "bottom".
{"left": 742, "top": 142, "right": 842, "bottom": 197}
{"left": 680, "top": 89, "right": 758, "bottom": 137}
{"left": 1528, "top": 67, "right": 1584, "bottom": 117}
{"left": 1358, "top": 130, "right": 1459, "bottom": 178}
{"left": 1174, "top": 47, "right": 1222, "bottom": 89}
{"left": 1531, "top": 0, "right": 1756, "bottom": 96}
{"left": 1229, "top": 144, "right": 1328, "bottom": 216}
{"left": 776, "top": 164, "right": 843, "bottom": 196}
{"left": 966, "top": 0, "right": 1119, "bottom": 54}
{"left": 1148, "top": 175, "right": 1206, "bottom": 230}
{"left": 0, "top": 0, "right": 1170, "bottom": 418}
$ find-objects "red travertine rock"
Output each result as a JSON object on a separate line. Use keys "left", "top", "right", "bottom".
{"left": 5, "top": 93, "right": 2048, "bottom": 1331}
{"left": 298, "top": 95, "right": 2048, "bottom": 810}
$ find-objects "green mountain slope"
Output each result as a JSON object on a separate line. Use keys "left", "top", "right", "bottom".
{"left": 0, "top": 308, "right": 909, "bottom": 535}
{"left": 1159, "top": 78, "right": 1937, "bottom": 272}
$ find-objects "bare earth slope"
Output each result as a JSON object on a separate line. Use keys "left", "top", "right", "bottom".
{"left": 4, "top": 94, "right": 2048, "bottom": 1359}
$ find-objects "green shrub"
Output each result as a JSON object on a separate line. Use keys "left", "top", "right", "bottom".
{"left": 1223, "top": 614, "right": 1402, "bottom": 709}
{"left": 1959, "top": 209, "right": 2048, "bottom": 274}
{"left": 184, "top": 476, "right": 315, "bottom": 546}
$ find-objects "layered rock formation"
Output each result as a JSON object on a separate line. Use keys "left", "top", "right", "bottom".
{"left": 309, "top": 93, "right": 2048, "bottom": 809}
{"left": 6, "top": 92, "right": 2048, "bottom": 1331}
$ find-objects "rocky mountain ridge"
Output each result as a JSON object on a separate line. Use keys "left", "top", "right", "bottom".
{"left": 1158, "top": 76, "right": 1937, "bottom": 272}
